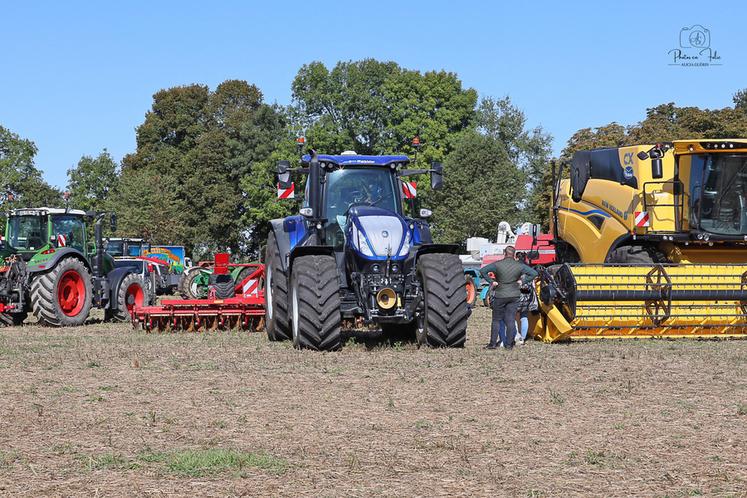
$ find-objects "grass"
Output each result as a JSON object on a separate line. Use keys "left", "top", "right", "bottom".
{"left": 738, "top": 403, "right": 747, "bottom": 416}
{"left": 83, "top": 448, "right": 288, "bottom": 477}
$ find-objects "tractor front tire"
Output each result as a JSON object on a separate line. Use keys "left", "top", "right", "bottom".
{"left": 209, "top": 273, "right": 235, "bottom": 299}
{"left": 465, "top": 275, "right": 477, "bottom": 307}
{"left": 111, "top": 273, "right": 151, "bottom": 322}
{"left": 265, "top": 232, "right": 291, "bottom": 341}
{"left": 416, "top": 253, "right": 469, "bottom": 348}
{"left": 290, "top": 255, "right": 341, "bottom": 351}
{"left": 30, "top": 258, "right": 93, "bottom": 327}
{"left": 182, "top": 269, "right": 208, "bottom": 299}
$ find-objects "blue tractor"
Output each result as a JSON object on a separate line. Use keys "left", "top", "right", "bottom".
{"left": 264, "top": 151, "right": 469, "bottom": 351}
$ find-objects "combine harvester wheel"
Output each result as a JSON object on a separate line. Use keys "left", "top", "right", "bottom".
{"left": 132, "top": 253, "right": 265, "bottom": 332}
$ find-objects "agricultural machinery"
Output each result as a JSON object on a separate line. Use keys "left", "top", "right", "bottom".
{"left": 537, "top": 139, "right": 747, "bottom": 342}
{"left": 0, "top": 207, "right": 149, "bottom": 326}
{"left": 179, "top": 262, "right": 258, "bottom": 300}
{"left": 132, "top": 253, "right": 265, "bottom": 331}
{"left": 264, "top": 151, "right": 469, "bottom": 351}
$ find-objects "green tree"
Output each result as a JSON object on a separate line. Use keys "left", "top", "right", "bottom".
{"left": 66, "top": 150, "right": 119, "bottom": 212}
{"left": 0, "top": 125, "right": 61, "bottom": 211}
{"left": 291, "top": 59, "right": 477, "bottom": 167}
{"left": 431, "top": 129, "right": 523, "bottom": 244}
{"left": 113, "top": 81, "right": 286, "bottom": 258}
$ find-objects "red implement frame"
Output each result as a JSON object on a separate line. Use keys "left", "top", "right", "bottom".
{"left": 132, "top": 260, "right": 265, "bottom": 332}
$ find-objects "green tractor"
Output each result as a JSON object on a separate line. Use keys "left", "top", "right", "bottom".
{"left": 0, "top": 207, "right": 150, "bottom": 326}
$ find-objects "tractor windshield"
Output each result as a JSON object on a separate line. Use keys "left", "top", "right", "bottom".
{"left": 7, "top": 215, "right": 47, "bottom": 251}
{"left": 324, "top": 167, "right": 400, "bottom": 223}
{"left": 690, "top": 154, "right": 747, "bottom": 235}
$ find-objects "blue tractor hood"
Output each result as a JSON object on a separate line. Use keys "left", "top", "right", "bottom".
{"left": 344, "top": 206, "right": 411, "bottom": 261}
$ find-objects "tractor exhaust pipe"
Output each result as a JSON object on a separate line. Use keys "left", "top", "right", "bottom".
{"left": 376, "top": 288, "right": 397, "bottom": 310}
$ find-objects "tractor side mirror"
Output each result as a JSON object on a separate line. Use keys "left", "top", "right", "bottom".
{"left": 277, "top": 160, "right": 292, "bottom": 189}
{"left": 651, "top": 157, "right": 663, "bottom": 179}
{"left": 110, "top": 213, "right": 117, "bottom": 233}
{"left": 430, "top": 162, "right": 443, "bottom": 190}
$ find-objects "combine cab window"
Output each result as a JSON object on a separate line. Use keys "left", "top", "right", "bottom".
{"left": 693, "top": 154, "right": 747, "bottom": 235}
{"left": 7, "top": 215, "right": 46, "bottom": 251}
{"left": 51, "top": 215, "right": 86, "bottom": 251}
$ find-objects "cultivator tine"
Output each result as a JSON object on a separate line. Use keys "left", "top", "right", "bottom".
{"left": 537, "top": 263, "right": 747, "bottom": 342}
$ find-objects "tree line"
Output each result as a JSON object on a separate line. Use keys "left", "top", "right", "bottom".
{"left": 2, "top": 58, "right": 747, "bottom": 257}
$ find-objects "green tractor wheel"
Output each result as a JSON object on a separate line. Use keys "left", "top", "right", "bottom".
{"left": 30, "top": 257, "right": 93, "bottom": 327}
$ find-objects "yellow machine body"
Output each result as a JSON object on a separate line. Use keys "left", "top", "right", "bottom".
{"left": 538, "top": 139, "right": 747, "bottom": 342}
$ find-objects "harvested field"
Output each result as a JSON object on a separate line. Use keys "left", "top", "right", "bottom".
{"left": 0, "top": 307, "right": 745, "bottom": 497}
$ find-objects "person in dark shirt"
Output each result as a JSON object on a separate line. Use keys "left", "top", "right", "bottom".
{"left": 479, "top": 246, "right": 538, "bottom": 350}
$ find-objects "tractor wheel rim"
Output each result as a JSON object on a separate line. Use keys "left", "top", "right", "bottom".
{"left": 291, "top": 284, "right": 299, "bottom": 342}
{"left": 58, "top": 269, "right": 86, "bottom": 316}
{"left": 125, "top": 283, "right": 144, "bottom": 315}
{"left": 466, "top": 281, "right": 476, "bottom": 303}
{"left": 266, "top": 264, "right": 273, "bottom": 319}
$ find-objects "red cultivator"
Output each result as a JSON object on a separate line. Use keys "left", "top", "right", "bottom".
{"left": 132, "top": 254, "right": 265, "bottom": 332}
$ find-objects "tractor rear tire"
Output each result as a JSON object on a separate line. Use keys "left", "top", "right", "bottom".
{"left": 30, "top": 257, "right": 92, "bottom": 327}
{"left": 465, "top": 275, "right": 477, "bottom": 307}
{"left": 290, "top": 255, "right": 341, "bottom": 351}
{"left": 416, "top": 253, "right": 469, "bottom": 348}
{"left": 265, "top": 232, "right": 291, "bottom": 341}
{"left": 0, "top": 312, "right": 27, "bottom": 326}
{"left": 178, "top": 270, "right": 195, "bottom": 298}
{"left": 111, "top": 273, "right": 150, "bottom": 322}
{"left": 209, "top": 273, "right": 235, "bottom": 299}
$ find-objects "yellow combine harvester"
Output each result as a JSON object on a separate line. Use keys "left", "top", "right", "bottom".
{"left": 536, "top": 139, "right": 747, "bottom": 342}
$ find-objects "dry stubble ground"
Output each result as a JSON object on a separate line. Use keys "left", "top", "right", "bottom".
{"left": 0, "top": 306, "right": 745, "bottom": 497}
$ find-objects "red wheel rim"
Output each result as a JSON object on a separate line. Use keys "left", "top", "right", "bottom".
{"left": 58, "top": 270, "right": 86, "bottom": 317}
{"left": 465, "top": 280, "right": 476, "bottom": 303}
{"left": 125, "top": 283, "right": 145, "bottom": 315}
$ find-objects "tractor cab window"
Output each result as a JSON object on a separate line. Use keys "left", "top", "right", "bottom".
{"left": 51, "top": 215, "right": 86, "bottom": 251}
{"left": 106, "top": 239, "right": 124, "bottom": 257}
{"left": 7, "top": 215, "right": 46, "bottom": 251}
{"left": 692, "top": 154, "right": 747, "bottom": 235}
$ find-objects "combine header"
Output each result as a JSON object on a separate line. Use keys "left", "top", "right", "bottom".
{"left": 132, "top": 254, "right": 265, "bottom": 332}
{"left": 537, "top": 139, "right": 747, "bottom": 342}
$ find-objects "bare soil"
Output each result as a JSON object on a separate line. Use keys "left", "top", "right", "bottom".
{"left": 0, "top": 307, "right": 745, "bottom": 497}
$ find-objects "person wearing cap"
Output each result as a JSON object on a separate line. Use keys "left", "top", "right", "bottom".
{"left": 479, "top": 246, "right": 538, "bottom": 350}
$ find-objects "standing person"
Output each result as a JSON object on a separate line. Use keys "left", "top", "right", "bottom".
{"left": 479, "top": 246, "right": 538, "bottom": 350}
{"left": 515, "top": 251, "right": 538, "bottom": 345}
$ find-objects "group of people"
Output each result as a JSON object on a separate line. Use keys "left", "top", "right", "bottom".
{"left": 478, "top": 246, "right": 539, "bottom": 350}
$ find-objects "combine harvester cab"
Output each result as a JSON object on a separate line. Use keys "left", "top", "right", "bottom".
{"left": 538, "top": 139, "right": 747, "bottom": 342}
{"left": 132, "top": 253, "right": 265, "bottom": 332}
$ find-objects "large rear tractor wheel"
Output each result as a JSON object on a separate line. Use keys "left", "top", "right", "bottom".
{"left": 30, "top": 258, "right": 92, "bottom": 327}
{"left": 289, "top": 255, "right": 341, "bottom": 351}
{"left": 111, "top": 273, "right": 151, "bottom": 322}
{"left": 465, "top": 275, "right": 477, "bottom": 307}
{"left": 265, "top": 232, "right": 291, "bottom": 341}
{"left": 416, "top": 253, "right": 469, "bottom": 348}
{"left": 209, "top": 273, "right": 235, "bottom": 299}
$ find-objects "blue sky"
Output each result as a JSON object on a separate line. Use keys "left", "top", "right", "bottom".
{"left": 1, "top": 0, "right": 745, "bottom": 188}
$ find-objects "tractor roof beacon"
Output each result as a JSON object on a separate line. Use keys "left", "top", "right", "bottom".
{"left": 0, "top": 206, "right": 150, "bottom": 326}
{"left": 265, "top": 151, "right": 469, "bottom": 351}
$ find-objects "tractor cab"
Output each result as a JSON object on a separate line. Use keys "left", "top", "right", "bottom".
{"left": 106, "top": 237, "right": 150, "bottom": 258}
{"left": 5, "top": 208, "right": 88, "bottom": 261}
